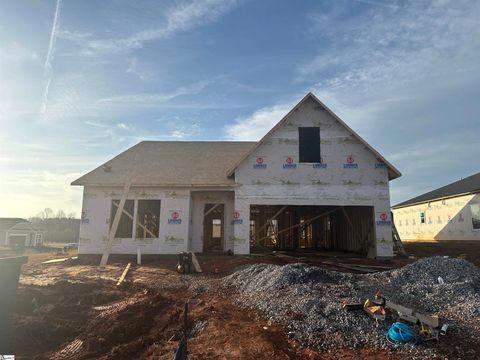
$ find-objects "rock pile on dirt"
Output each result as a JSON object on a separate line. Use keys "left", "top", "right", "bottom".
{"left": 223, "top": 257, "right": 480, "bottom": 359}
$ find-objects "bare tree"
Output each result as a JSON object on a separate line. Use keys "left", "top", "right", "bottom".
{"left": 44, "top": 208, "right": 54, "bottom": 219}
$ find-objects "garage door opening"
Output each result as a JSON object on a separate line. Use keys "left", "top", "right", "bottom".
{"left": 250, "top": 205, "right": 374, "bottom": 254}
{"left": 9, "top": 235, "right": 27, "bottom": 248}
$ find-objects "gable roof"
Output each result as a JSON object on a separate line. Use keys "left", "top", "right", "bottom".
{"left": 393, "top": 171, "right": 480, "bottom": 209}
{"left": 71, "top": 141, "right": 256, "bottom": 187}
{"left": 226, "top": 92, "right": 401, "bottom": 180}
{"left": 10, "top": 221, "right": 41, "bottom": 231}
{"left": 0, "top": 218, "right": 28, "bottom": 230}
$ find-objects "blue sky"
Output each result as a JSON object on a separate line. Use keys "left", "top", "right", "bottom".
{"left": 0, "top": 0, "right": 479, "bottom": 217}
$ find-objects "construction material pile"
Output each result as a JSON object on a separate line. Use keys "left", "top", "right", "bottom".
{"left": 223, "top": 257, "right": 480, "bottom": 358}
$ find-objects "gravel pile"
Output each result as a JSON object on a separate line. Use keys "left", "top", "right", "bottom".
{"left": 223, "top": 257, "right": 480, "bottom": 358}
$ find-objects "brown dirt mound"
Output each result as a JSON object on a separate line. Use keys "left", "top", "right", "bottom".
{"left": 41, "top": 290, "right": 182, "bottom": 360}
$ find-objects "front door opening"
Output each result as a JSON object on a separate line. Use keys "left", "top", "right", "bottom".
{"left": 203, "top": 203, "right": 224, "bottom": 252}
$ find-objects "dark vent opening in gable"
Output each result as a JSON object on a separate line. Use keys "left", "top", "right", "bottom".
{"left": 299, "top": 127, "right": 320, "bottom": 163}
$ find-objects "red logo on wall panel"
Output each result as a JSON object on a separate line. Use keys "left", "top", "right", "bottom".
{"left": 286, "top": 157, "right": 294, "bottom": 164}
{"left": 233, "top": 211, "right": 240, "bottom": 219}
{"left": 172, "top": 211, "right": 180, "bottom": 219}
{"left": 380, "top": 213, "right": 387, "bottom": 221}
{"left": 347, "top": 155, "right": 355, "bottom": 164}
{"left": 256, "top": 157, "right": 264, "bottom": 164}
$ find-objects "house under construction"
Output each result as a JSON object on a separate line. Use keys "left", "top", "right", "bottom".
{"left": 72, "top": 93, "right": 401, "bottom": 258}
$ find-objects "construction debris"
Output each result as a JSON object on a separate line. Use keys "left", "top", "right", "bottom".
{"left": 224, "top": 257, "right": 480, "bottom": 358}
{"left": 177, "top": 252, "right": 193, "bottom": 274}
{"left": 116, "top": 262, "right": 131, "bottom": 286}
{"left": 343, "top": 293, "right": 442, "bottom": 341}
{"left": 386, "top": 322, "right": 415, "bottom": 344}
{"left": 190, "top": 252, "right": 202, "bottom": 273}
{"left": 321, "top": 260, "right": 381, "bottom": 273}
{"left": 363, "top": 298, "right": 386, "bottom": 321}
{"left": 176, "top": 252, "right": 202, "bottom": 274}
{"left": 42, "top": 256, "right": 78, "bottom": 264}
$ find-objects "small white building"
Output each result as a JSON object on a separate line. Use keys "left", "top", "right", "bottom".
{"left": 72, "top": 93, "right": 401, "bottom": 258}
{"left": 392, "top": 172, "right": 480, "bottom": 241}
{"left": 0, "top": 218, "right": 45, "bottom": 247}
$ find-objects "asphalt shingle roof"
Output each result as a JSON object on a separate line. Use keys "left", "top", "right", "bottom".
{"left": 393, "top": 172, "right": 480, "bottom": 208}
{"left": 0, "top": 218, "right": 28, "bottom": 230}
{"left": 71, "top": 141, "right": 257, "bottom": 187}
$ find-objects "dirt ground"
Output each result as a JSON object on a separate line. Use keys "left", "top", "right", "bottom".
{"left": 5, "top": 243, "right": 480, "bottom": 359}
{"left": 403, "top": 240, "right": 480, "bottom": 266}
{"left": 7, "top": 254, "right": 404, "bottom": 360}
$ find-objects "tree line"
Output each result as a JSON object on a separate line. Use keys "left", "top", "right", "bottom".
{"left": 29, "top": 208, "right": 80, "bottom": 244}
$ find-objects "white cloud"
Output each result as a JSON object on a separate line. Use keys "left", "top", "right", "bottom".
{"left": 225, "top": 103, "right": 293, "bottom": 141}
{"left": 299, "top": 0, "right": 480, "bottom": 108}
{"left": 84, "top": 120, "right": 107, "bottom": 128}
{"left": 0, "top": 42, "right": 40, "bottom": 62}
{"left": 77, "top": 0, "right": 240, "bottom": 55}
{"left": 0, "top": 170, "right": 83, "bottom": 218}
{"left": 167, "top": 122, "right": 200, "bottom": 139}
{"left": 126, "top": 57, "right": 155, "bottom": 80}
{"left": 117, "top": 122, "right": 133, "bottom": 131}
{"left": 97, "top": 80, "right": 211, "bottom": 105}
{"left": 57, "top": 29, "right": 92, "bottom": 42}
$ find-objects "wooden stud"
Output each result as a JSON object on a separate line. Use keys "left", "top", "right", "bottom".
{"left": 112, "top": 201, "right": 157, "bottom": 238}
{"left": 256, "top": 207, "right": 341, "bottom": 244}
{"left": 255, "top": 205, "right": 288, "bottom": 240}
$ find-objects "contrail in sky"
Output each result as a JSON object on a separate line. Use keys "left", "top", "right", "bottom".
{"left": 41, "top": 0, "right": 62, "bottom": 117}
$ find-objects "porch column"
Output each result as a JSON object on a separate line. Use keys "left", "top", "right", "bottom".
{"left": 233, "top": 195, "right": 250, "bottom": 254}
{"left": 371, "top": 199, "right": 394, "bottom": 258}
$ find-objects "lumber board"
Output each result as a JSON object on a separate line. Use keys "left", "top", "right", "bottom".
{"left": 203, "top": 203, "right": 221, "bottom": 218}
{"left": 256, "top": 207, "right": 340, "bottom": 243}
{"left": 100, "top": 182, "right": 131, "bottom": 267}
{"left": 42, "top": 256, "right": 78, "bottom": 264}
{"left": 345, "top": 263, "right": 392, "bottom": 270}
{"left": 116, "top": 262, "right": 131, "bottom": 286}
{"left": 321, "top": 261, "right": 379, "bottom": 273}
{"left": 392, "top": 222, "right": 407, "bottom": 255}
{"left": 190, "top": 252, "right": 203, "bottom": 273}
{"left": 255, "top": 205, "right": 288, "bottom": 239}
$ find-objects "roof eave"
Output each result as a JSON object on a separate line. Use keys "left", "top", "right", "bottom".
{"left": 70, "top": 182, "right": 237, "bottom": 188}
